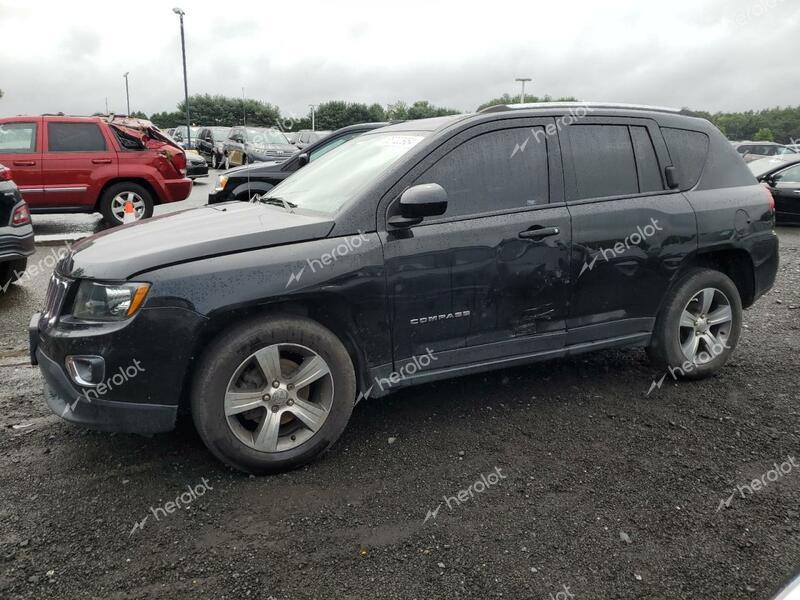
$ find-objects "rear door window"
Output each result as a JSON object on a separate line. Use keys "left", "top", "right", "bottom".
{"left": 415, "top": 127, "right": 550, "bottom": 219}
{"left": 0, "top": 122, "right": 38, "bottom": 153}
{"left": 47, "top": 122, "right": 107, "bottom": 152}
{"left": 567, "top": 125, "right": 639, "bottom": 199}
{"left": 630, "top": 126, "right": 663, "bottom": 193}
{"left": 661, "top": 128, "right": 710, "bottom": 190}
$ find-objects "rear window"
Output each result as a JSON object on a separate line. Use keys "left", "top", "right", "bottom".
{"left": 48, "top": 122, "right": 107, "bottom": 152}
{"left": 567, "top": 125, "right": 639, "bottom": 199}
{"left": 661, "top": 128, "right": 710, "bottom": 190}
{"left": 0, "top": 122, "right": 37, "bottom": 153}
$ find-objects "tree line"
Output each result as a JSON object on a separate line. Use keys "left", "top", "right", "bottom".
{"left": 144, "top": 93, "right": 800, "bottom": 143}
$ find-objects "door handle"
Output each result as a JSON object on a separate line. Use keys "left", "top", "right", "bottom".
{"left": 92, "top": 158, "right": 112, "bottom": 164}
{"left": 519, "top": 226, "right": 560, "bottom": 240}
{"left": 13, "top": 160, "right": 35, "bottom": 166}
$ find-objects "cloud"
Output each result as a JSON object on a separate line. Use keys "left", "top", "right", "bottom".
{"left": 1, "top": 0, "right": 799, "bottom": 119}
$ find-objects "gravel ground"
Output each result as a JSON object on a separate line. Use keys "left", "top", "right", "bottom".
{"left": 0, "top": 226, "right": 798, "bottom": 600}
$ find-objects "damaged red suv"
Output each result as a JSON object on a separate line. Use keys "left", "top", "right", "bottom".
{"left": 0, "top": 115, "right": 191, "bottom": 226}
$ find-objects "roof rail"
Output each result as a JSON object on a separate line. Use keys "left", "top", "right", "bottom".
{"left": 478, "top": 101, "right": 683, "bottom": 115}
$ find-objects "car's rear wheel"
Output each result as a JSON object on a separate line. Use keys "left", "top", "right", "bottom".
{"left": 191, "top": 315, "right": 356, "bottom": 474}
{"left": 0, "top": 258, "right": 27, "bottom": 290}
{"left": 99, "top": 182, "right": 154, "bottom": 226}
{"left": 647, "top": 268, "right": 742, "bottom": 379}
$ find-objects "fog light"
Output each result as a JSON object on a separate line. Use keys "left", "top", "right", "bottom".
{"left": 65, "top": 355, "right": 105, "bottom": 387}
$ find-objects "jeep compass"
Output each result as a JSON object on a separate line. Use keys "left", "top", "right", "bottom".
{"left": 30, "top": 104, "right": 779, "bottom": 474}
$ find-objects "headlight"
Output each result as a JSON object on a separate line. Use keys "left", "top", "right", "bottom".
{"left": 217, "top": 175, "right": 228, "bottom": 189}
{"left": 71, "top": 281, "right": 151, "bottom": 321}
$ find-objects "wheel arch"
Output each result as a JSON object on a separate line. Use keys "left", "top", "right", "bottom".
{"left": 177, "top": 296, "right": 370, "bottom": 413}
{"left": 94, "top": 178, "right": 161, "bottom": 211}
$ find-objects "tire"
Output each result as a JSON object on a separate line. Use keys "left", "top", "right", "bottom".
{"left": 0, "top": 258, "right": 27, "bottom": 290}
{"left": 647, "top": 268, "right": 742, "bottom": 380}
{"left": 211, "top": 153, "right": 219, "bottom": 169}
{"left": 224, "top": 154, "right": 231, "bottom": 170}
{"left": 99, "top": 182, "right": 154, "bottom": 227}
{"left": 191, "top": 315, "right": 356, "bottom": 474}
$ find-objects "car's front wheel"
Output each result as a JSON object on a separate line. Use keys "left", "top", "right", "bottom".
{"left": 191, "top": 315, "right": 356, "bottom": 474}
{"left": 648, "top": 268, "right": 742, "bottom": 379}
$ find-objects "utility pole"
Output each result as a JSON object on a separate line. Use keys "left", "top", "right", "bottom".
{"left": 123, "top": 72, "right": 130, "bottom": 115}
{"left": 515, "top": 77, "right": 532, "bottom": 104}
{"left": 105, "top": 97, "right": 109, "bottom": 114}
{"left": 309, "top": 104, "right": 316, "bottom": 131}
{"left": 242, "top": 87, "right": 247, "bottom": 126}
{"left": 173, "top": 7, "right": 191, "bottom": 147}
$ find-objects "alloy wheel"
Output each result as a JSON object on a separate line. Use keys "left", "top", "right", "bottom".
{"left": 110, "top": 191, "right": 145, "bottom": 223}
{"left": 224, "top": 343, "right": 334, "bottom": 453}
{"left": 677, "top": 287, "right": 733, "bottom": 364}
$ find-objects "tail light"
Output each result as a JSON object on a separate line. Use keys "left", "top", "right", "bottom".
{"left": 761, "top": 182, "right": 776, "bottom": 212}
{"left": 12, "top": 202, "right": 31, "bottom": 226}
{"left": 0, "top": 166, "right": 12, "bottom": 181}
{"left": 159, "top": 149, "right": 188, "bottom": 178}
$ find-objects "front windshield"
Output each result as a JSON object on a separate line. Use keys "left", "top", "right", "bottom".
{"left": 262, "top": 132, "right": 425, "bottom": 214}
{"left": 246, "top": 128, "right": 289, "bottom": 145}
{"left": 776, "top": 146, "right": 797, "bottom": 155}
{"left": 210, "top": 127, "right": 230, "bottom": 141}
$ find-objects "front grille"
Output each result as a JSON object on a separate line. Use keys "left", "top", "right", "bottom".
{"left": 40, "top": 272, "right": 72, "bottom": 330}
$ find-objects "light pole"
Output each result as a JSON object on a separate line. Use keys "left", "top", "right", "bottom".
{"left": 173, "top": 7, "right": 191, "bottom": 148}
{"left": 515, "top": 77, "right": 532, "bottom": 104}
{"left": 309, "top": 104, "right": 316, "bottom": 131}
{"left": 123, "top": 72, "right": 130, "bottom": 115}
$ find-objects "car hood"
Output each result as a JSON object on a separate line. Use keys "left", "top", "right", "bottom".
{"left": 224, "top": 160, "right": 288, "bottom": 177}
{"left": 60, "top": 202, "right": 334, "bottom": 280}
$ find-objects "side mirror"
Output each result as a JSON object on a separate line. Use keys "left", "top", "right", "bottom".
{"left": 665, "top": 166, "right": 680, "bottom": 190}
{"left": 388, "top": 183, "right": 448, "bottom": 228}
{"left": 298, "top": 153, "right": 310, "bottom": 167}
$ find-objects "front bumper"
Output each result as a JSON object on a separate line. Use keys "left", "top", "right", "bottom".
{"left": 207, "top": 188, "right": 231, "bottom": 204}
{"left": 36, "top": 345, "right": 177, "bottom": 434}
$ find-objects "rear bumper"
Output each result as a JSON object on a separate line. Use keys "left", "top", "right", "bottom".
{"left": 0, "top": 229, "right": 35, "bottom": 261}
{"left": 752, "top": 230, "right": 780, "bottom": 302}
{"left": 188, "top": 165, "right": 209, "bottom": 178}
{"left": 160, "top": 178, "right": 193, "bottom": 203}
{"left": 37, "top": 346, "right": 177, "bottom": 434}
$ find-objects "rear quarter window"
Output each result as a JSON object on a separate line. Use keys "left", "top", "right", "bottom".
{"left": 661, "top": 128, "right": 710, "bottom": 190}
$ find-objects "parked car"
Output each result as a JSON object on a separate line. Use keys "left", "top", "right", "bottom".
{"left": 0, "top": 115, "right": 191, "bottom": 226}
{"left": 0, "top": 164, "right": 34, "bottom": 290}
{"left": 294, "top": 129, "right": 332, "bottom": 149}
{"left": 186, "top": 153, "right": 208, "bottom": 180}
{"left": 31, "top": 103, "right": 778, "bottom": 474}
{"left": 208, "top": 122, "right": 389, "bottom": 203}
{"left": 221, "top": 127, "right": 296, "bottom": 168}
{"left": 749, "top": 155, "right": 800, "bottom": 224}
{"left": 170, "top": 125, "right": 203, "bottom": 150}
{"left": 195, "top": 126, "right": 231, "bottom": 169}
{"left": 733, "top": 141, "right": 797, "bottom": 163}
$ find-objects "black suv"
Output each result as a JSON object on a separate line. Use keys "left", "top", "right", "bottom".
{"left": 195, "top": 126, "right": 231, "bottom": 169}
{"left": 208, "top": 122, "right": 388, "bottom": 203}
{"left": 30, "top": 104, "right": 779, "bottom": 474}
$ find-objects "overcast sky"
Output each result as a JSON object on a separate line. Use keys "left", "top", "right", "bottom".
{"left": 1, "top": 0, "right": 798, "bottom": 120}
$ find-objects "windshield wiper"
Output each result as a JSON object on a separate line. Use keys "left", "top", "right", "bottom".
{"left": 256, "top": 196, "right": 297, "bottom": 211}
